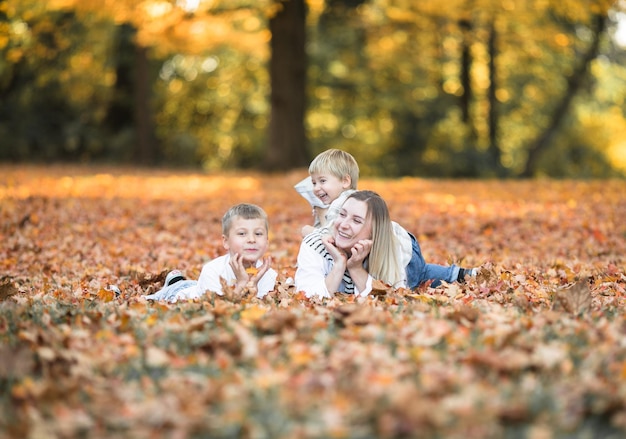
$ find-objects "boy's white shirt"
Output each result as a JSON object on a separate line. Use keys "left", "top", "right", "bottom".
{"left": 158, "top": 255, "right": 276, "bottom": 302}
{"left": 195, "top": 254, "right": 277, "bottom": 299}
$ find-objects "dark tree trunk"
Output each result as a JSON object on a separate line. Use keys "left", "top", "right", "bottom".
{"left": 459, "top": 18, "right": 472, "bottom": 125}
{"left": 459, "top": 17, "right": 478, "bottom": 145}
{"left": 104, "top": 24, "right": 134, "bottom": 133}
{"left": 104, "top": 23, "right": 156, "bottom": 165}
{"left": 521, "top": 14, "right": 606, "bottom": 177}
{"left": 133, "top": 44, "right": 156, "bottom": 165}
{"left": 264, "top": 0, "right": 309, "bottom": 171}
{"left": 487, "top": 18, "right": 503, "bottom": 175}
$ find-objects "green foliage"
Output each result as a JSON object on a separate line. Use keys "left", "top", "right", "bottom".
{"left": 153, "top": 47, "right": 270, "bottom": 170}
{"left": 1, "top": 0, "right": 626, "bottom": 176}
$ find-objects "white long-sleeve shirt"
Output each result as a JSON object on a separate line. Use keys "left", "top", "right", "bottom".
{"left": 197, "top": 254, "right": 277, "bottom": 299}
{"left": 144, "top": 254, "right": 277, "bottom": 302}
{"left": 294, "top": 237, "right": 373, "bottom": 299}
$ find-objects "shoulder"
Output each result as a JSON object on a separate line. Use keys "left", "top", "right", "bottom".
{"left": 331, "top": 190, "right": 355, "bottom": 206}
{"left": 302, "top": 229, "right": 326, "bottom": 250}
{"left": 200, "top": 254, "right": 230, "bottom": 271}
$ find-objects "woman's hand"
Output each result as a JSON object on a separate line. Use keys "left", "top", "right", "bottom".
{"left": 346, "top": 239, "right": 372, "bottom": 270}
{"left": 322, "top": 235, "right": 347, "bottom": 267}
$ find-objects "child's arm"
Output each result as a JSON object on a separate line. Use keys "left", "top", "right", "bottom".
{"left": 315, "top": 206, "right": 329, "bottom": 227}
{"left": 301, "top": 206, "right": 329, "bottom": 237}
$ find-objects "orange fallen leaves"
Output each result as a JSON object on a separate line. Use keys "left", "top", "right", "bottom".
{"left": 0, "top": 166, "right": 626, "bottom": 438}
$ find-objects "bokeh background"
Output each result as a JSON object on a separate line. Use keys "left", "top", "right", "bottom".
{"left": 2, "top": 0, "right": 626, "bottom": 177}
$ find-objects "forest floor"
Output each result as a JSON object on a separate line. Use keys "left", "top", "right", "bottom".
{"left": 1, "top": 165, "right": 626, "bottom": 438}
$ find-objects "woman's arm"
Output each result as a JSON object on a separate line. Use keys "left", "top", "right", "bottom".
{"left": 345, "top": 239, "right": 372, "bottom": 294}
{"left": 295, "top": 244, "right": 332, "bottom": 298}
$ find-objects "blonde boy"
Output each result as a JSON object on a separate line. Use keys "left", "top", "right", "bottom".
{"left": 144, "top": 203, "right": 276, "bottom": 302}
{"left": 295, "top": 149, "right": 359, "bottom": 236}
{"left": 295, "top": 149, "right": 476, "bottom": 288}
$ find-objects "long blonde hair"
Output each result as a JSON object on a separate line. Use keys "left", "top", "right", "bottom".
{"left": 346, "top": 191, "right": 404, "bottom": 286}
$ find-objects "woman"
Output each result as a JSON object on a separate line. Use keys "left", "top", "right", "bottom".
{"left": 295, "top": 190, "right": 405, "bottom": 298}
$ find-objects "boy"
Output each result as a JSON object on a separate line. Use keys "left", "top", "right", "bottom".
{"left": 294, "top": 148, "right": 359, "bottom": 236}
{"left": 144, "top": 203, "right": 276, "bottom": 302}
{"left": 295, "top": 149, "right": 477, "bottom": 288}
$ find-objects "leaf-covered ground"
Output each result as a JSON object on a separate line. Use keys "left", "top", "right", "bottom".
{"left": 1, "top": 165, "right": 626, "bottom": 439}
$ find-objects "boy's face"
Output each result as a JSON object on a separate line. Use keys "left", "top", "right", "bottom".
{"left": 310, "top": 172, "right": 351, "bottom": 205}
{"left": 222, "top": 216, "right": 269, "bottom": 266}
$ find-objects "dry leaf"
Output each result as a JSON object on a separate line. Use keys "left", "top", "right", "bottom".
{"left": 371, "top": 279, "right": 392, "bottom": 296}
{"left": 0, "top": 278, "right": 18, "bottom": 301}
{"left": 554, "top": 282, "right": 592, "bottom": 315}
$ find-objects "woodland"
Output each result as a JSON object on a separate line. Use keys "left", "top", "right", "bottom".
{"left": 2, "top": 0, "right": 626, "bottom": 177}
{"left": 0, "top": 166, "right": 625, "bottom": 438}
{"left": 2, "top": 0, "right": 626, "bottom": 436}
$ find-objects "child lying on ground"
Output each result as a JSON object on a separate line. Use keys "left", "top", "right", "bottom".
{"left": 144, "top": 203, "right": 276, "bottom": 302}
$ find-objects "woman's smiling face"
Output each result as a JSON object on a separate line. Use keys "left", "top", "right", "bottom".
{"left": 332, "top": 198, "right": 373, "bottom": 252}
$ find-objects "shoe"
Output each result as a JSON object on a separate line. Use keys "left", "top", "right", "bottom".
{"left": 107, "top": 284, "right": 121, "bottom": 297}
{"left": 165, "top": 270, "right": 185, "bottom": 287}
{"left": 457, "top": 267, "right": 478, "bottom": 282}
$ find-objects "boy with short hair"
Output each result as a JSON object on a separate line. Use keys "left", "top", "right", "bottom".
{"left": 295, "top": 148, "right": 359, "bottom": 236}
{"left": 295, "top": 149, "right": 477, "bottom": 288}
{"left": 144, "top": 203, "right": 276, "bottom": 302}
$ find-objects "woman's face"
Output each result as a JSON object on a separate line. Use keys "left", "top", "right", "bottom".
{"left": 333, "top": 198, "right": 373, "bottom": 252}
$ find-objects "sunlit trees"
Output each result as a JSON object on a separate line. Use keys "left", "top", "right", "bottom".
{"left": 2, "top": 0, "right": 626, "bottom": 176}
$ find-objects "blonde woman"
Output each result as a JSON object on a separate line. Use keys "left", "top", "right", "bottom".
{"left": 295, "top": 190, "right": 405, "bottom": 298}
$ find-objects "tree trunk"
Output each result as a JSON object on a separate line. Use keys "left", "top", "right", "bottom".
{"left": 133, "top": 44, "right": 156, "bottom": 165}
{"left": 459, "top": 18, "right": 472, "bottom": 125}
{"left": 459, "top": 16, "right": 479, "bottom": 149}
{"left": 521, "top": 14, "right": 606, "bottom": 178}
{"left": 487, "top": 18, "right": 504, "bottom": 175}
{"left": 264, "top": 0, "right": 309, "bottom": 171}
{"left": 103, "top": 23, "right": 157, "bottom": 165}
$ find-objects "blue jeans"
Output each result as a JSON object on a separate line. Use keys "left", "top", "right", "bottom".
{"left": 406, "top": 233, "right": 460, "bottom": 289}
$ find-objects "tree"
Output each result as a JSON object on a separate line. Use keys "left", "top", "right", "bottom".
{"left": 103, "top": 23, "right": 158, "bottom": 165}
{"left": 47, "top": 0, "right": 310, "bottom": 170}
{"left": 264, "top": 0, "right": 310, "bottom": 170}
{"left": 521, "top": 14, "right": 607, "bottom": 177}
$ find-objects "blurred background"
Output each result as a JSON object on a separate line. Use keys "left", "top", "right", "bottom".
{"left": 2, "top": 0, "right": 626, "bottom": 178}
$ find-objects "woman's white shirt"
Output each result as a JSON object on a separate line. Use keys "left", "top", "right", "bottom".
{"left": 294, "top": 240, "right": 373, "bottom": 298}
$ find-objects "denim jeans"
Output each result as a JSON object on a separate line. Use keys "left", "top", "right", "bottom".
{"left": 405, "top": 233, "right": 460, "bottom": 289}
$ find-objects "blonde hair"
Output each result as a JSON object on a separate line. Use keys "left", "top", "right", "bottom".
{"left": 347, "top": 191, "right": 404, "bottom": 286}
{"left": 222, "top": 203, "right": 269, "bottom": 235}
{"left": 309, "top": 149, "right": 359, "bottom": 189}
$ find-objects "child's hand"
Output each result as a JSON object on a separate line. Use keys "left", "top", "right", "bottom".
{"left": 229, "top": 253, "right": 272, "bottom": 288}
{"left": 346, "top": 239, "right": 372, "bottom": 270}
{"left": 230, "top": 253, "right": 251, "bottom": 283}
{"left": 247, "top": 256, "right": 271, "bottom": 285}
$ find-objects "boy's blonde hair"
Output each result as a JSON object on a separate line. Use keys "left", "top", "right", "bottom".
{"left": 309, "top": 149, "right": 359, "bottom": 189}
{"left": 222, "top": 203, "right": 269, "bottom": 235}
{"left": 347, "top": 191, "right": 404, "bottom": 287}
